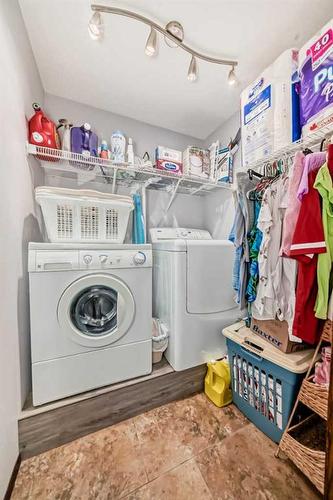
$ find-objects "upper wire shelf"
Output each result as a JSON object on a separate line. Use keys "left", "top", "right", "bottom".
{"left": 246, "top": 124, "right": 333, "bottom": 172}
{"left": 27, "top": 144, "right": 232, "bottom": 196}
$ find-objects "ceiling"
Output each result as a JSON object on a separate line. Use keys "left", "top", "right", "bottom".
{"left": 19, "top": 0, "right": 332, "bottom": 140}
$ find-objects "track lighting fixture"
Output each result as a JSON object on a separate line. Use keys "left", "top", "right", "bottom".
{"left": 165, "top": 21, "right": 184, "bottom": 48}
{"left": 145, "top": 27, "right": 158, "bottom": 57}
{"left": 88, "top": 11, "right": 103, "bottom": 41}
{"left": 89, "top": 5, "right": 238, "bottom": 84}
{"left": 228, "top": 66, "right": 237, "bottom": 86}
{"left": 187, "top": 56, "right": 198, "bottom": 82}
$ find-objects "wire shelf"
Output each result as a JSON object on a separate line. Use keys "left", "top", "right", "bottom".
{"left": 246, "top": 124, "right": 333, "bottom": 172}
{"left": 27, "top": 144, "right": 232, "bottom": 196}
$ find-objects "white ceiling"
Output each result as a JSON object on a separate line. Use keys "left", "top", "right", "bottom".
{"left": 19, "top": 0, "right": 332, "bottom": 140}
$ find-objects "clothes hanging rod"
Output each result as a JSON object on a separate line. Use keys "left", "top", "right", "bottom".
{"left": 91, "top": 4, "right": 238, "bottom": 67}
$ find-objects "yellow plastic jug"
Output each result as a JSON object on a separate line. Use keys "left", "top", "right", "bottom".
{"left": 205, "top": 359, "right": 232, "bottom": 407}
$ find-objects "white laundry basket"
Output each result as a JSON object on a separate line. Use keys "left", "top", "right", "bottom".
{"left": 35, "top": 186, "right": 134, "bottom": 243}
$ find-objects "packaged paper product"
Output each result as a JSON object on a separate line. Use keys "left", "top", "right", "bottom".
{"left": 155, "top": 146, "right": 182, "bottom": 174}
{"left": 209, "top": 141, "right": 233, "bottom": 183}
{"left": 183, "top": 146, "right": 210, "bottom": 178}
{"left": 299, "top": 19, "right": 333, "bottom": 138}
{"left": 241, "top": 49, "right": 300, "bottom": 167}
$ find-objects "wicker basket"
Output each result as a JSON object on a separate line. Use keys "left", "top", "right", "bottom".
{"left": 322, "top": 319, "right": 332, "bottom": 343}
{"left": 299, "top": 375, "right": 328, "bottom": 420}
{"left": 279, "top": 417, "right": 325, "bottom": 494}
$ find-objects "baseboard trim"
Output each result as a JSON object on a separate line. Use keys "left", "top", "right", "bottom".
{"left": 4, "top": 454, "right": 21, "bottom": 500}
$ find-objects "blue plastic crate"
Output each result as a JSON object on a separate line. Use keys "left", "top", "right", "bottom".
{"left": 223, "top": 323, "right": 314, "bottom": 443}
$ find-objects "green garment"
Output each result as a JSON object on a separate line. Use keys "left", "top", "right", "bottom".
{"left": 314, "top": 163, "right": 333, "bottom": 319}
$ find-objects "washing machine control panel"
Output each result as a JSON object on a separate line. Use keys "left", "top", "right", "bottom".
{"left": 150, "top": 227, "right": 212, "bottom": 242}
{"left": 80, "top": 249, "right": 152, "bottom": 269}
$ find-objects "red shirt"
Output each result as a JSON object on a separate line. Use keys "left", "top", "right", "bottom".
{"left": 289, "top": 170, "right": 326, "bottom": 344}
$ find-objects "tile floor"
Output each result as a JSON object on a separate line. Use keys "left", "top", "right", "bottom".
{"left": 12, "top": 392, "right": 320, "bottom": 500}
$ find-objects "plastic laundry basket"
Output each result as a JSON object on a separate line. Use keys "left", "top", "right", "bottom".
{"left": 223, "top": 322, "right": 315, "bottom": 443}
{"left": 35, "top": 186, "right": 134, "bottom": 243}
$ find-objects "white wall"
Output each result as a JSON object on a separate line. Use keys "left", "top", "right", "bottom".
{"left": 0, "top": 0, "right": 44, "bottom": 495}
{"left": 204, "top": 112, "right": 241, "bottom": 239}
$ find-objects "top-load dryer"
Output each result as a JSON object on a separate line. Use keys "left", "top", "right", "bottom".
{"left": 150, "top": 228, "right": 240, "bottom": 371}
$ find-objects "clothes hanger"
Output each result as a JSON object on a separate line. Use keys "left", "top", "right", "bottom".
{"left": 247, "top": 168, "right": 263, "bottom": 180}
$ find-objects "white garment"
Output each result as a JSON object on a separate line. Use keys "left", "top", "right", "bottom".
{"left": 252, "top": 177, "right": 300, "bottom": 341}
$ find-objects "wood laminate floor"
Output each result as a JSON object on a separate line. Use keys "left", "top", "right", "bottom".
{"left": 12, "top": 393, "right": 320, "bottom": 500}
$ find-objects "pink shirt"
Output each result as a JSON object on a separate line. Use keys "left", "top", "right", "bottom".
{"left": 297, "top": 152, "right": 326, "bottom": 201}
{"left": 280, "top": 151, "right": 304, "bottom": 257}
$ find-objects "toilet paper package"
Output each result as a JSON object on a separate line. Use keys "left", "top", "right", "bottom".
{"left": 241, "top": 49, "right": 300, "bottom": 167}
{"left": 183, "top": 146, "right": 210, "bottom": 178}
{"left": 299, "top": 19, "right": 333, "bottom": 138}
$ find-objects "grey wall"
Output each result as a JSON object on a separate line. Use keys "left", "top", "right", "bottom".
{"left": 43, "top": 94, "right": 207, "bottom": 235}
{"left": 45, "top": 93, "right": 205, "bottom": 161}
{"left": 204, "top": 111, "right": 241, "bottom": 239}
{"left": 0, "top": 0, "right": 44, "bottom": 495}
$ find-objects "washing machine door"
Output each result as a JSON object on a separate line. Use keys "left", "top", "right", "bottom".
{"left": 58, "top": 274, "right": 135, "bottom": 348}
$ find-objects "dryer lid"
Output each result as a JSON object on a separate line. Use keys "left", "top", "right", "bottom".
{"left": 186, "top": 240, "right": 236, "bottom": 314}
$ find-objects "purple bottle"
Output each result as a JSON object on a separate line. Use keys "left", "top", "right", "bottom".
{"left": 70, "top": 123, "right": 98, "bottom": 157}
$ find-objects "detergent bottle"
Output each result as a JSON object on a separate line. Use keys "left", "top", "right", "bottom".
{"left": 205, "top": 359, "right": 232, "bottom": 407}
{"left": 71, "top": 123, "right": 98, "bottom": 158}
{"left": 29, "top": 103, "right": 60, "bottom": 160}
{"left": 57, "top": 119, "right": 72, "bottom": 153}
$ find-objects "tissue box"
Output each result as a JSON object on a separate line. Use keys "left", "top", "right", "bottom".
{"left": 183, "top": 146, "right": 210, "bottom": 178}
{"left": 155, "top": 146, "right": 183, "bottom": 174}
{"left": 241, "top": 49, "right": 301, "bottom": 167}
{"left": 299, "top": 19, "right": 333, "bottom": 138}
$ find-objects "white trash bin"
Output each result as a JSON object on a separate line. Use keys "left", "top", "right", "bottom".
{"left": 152, "top": 318, "right": 168, "bottom": 364}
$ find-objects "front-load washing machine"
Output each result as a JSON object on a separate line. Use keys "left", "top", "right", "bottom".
{"left": 29, "top": 242, "right": 152, "bottom": 405}
{"left": 150, "top": 228, "right": 240, "bottom": 371}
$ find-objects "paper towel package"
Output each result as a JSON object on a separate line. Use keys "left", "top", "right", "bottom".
{"left": 241, "top": 49, "right": 300, "bottom": 167}
{"left": 299, "top": 19, "right": 333, "bottom": 138}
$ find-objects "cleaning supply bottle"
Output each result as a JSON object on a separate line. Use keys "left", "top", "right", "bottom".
{"left": 57, "top": 119, "right": 72, "bottom": 152}
{"left": 70, "top": 123, "right": 98, "bottom": 157}
{"left": 111, "top": 130, "right": 126, "bottom": 163}
{"left": 29, "top": 103, "right": 60, "bottom": 160}
{"left": 99, "top": 139, "right": 109, "bottom": 159}
{"left": 205, "top": 359, "right": 232, "bottom": 407}
{"left": 127, "top": 137, "right": 134, "bottom": 165}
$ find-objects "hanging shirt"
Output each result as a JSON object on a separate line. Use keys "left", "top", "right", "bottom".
{"left": 252, "top": 178, "right": 286, "bottom": 320}
{"left": 297, "top": 152, "right": 326, "bottom": 201}
{"left": 245, "top": 200, "right": 262, "bottom": 304}
{"left": 314, "top": 164, "right": 333, "bottom": 319}
{"left": 280, "top": 151, "right": 304, "bottom": 257}
{"left": 229, "top": 173, "right": 258, "bottom": 308}
{"left": 289, "top": 169, "right": 326, "bottom": 344}
{"left": 229, "top": 193, "right": 245, "bottom": 305}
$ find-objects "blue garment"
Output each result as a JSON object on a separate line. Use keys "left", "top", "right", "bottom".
{"left": 245, "top": 201, "right": 262, "bottom": 303}
{"left": 132, "top": 194, "right": 145, "bottom": 244}
{"left": 229, "top": 195, "right": 245, "bottom": 304}
{"left": 229, "top": 173, "right": 259, "bottom": 308}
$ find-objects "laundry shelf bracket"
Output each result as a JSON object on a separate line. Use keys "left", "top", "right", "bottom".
{"left": 165, "top": 178, "right": 182, "bottom": 214}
